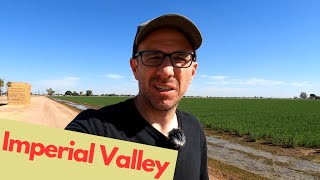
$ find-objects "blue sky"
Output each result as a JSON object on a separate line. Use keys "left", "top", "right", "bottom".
{"left": 1, "top": 0, "right": 319, "bottom": 98}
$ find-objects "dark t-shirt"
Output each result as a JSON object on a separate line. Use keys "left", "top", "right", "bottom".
{"left": 65, "top": 98, "right": 208, "bottom": 180}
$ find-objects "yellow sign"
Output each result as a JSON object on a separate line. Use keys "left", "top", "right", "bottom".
{"left": 0, "top": 119, "right": 177, "bottom": 179}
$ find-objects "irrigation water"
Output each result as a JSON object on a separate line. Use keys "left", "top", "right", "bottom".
{"left": 53, "top": 98, "right": 88, "bottom": 110}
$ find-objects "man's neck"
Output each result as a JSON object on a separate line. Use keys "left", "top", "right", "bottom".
{"left": 134, "top": 96, "right": 178, "bottom": 137}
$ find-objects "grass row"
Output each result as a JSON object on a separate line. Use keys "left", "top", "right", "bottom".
{"left": 51, "top": 96, "right": 320, "bottom": 148}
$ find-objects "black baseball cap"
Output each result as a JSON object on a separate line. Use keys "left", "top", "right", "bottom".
{"left": 132, "top": 14, "right": 202, "bottom": 57}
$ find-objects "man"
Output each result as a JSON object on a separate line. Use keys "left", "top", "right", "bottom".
{"left": 65, "top": 14, "right": 208, "bottom": 180}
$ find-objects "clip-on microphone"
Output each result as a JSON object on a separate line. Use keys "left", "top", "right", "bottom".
{"left": 166, "top": 128, "right": 186, "bottom": 150}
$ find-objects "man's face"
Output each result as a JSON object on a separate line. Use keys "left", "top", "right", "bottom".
{"left": 130, "top": 28, "right": 198, "bottom": 111}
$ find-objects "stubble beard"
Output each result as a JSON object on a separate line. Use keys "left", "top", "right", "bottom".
{"left": 139, "top": 77, "right": 183, "bottom": 112}
{"left": 143, "top": 92, "right": 179, "bottom": 111}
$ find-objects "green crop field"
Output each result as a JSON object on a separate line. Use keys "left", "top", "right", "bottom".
{"left": 52, "top": 96, "right": 320, "bottom": 148}
{"left": 179, "top": 98, "right": 320, "bottom": 148}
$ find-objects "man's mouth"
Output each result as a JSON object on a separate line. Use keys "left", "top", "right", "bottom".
{"left": 155, "top": 85, "right": 174, "bottom": 92}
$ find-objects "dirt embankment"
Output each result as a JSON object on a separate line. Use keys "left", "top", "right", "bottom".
{"left": 206, "top": 135, "right": 320, "bottom": 179}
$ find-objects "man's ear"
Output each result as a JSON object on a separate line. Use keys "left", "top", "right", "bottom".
{"left": 191, "top": 62, "right": 198, "bottom": 77}
{"left": 188, "top": 62, "right": 197, "bottom": 84}
{"left": 130, "top": 58, "right": 139, "bottom": 80}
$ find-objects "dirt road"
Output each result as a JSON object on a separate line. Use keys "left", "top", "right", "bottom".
{"left": 0, "top": 96, "right": 78, "bottom": 128}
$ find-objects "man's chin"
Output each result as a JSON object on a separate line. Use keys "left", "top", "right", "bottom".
{"left": 140, "top": 93, "right": 179, "bottom": 111}
{"left": 151, "top": 100, "right": 178, "bottom": 111}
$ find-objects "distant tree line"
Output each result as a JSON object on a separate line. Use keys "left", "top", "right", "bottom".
{"left": 64, "top": 90, "right": 92, "bottom": 96}
{"left": 49, "top": 89, "right": 133, "bottom": 97}
{"left": 299, "top": 92, "right": 320, "bottom": 100}
{"left": 100, "top": 93, "right": 134, "bottom": 97}
{"left": 45, "top": 88, "right": 93, "bottom": 96}
{"left": 309, "top": 93, "right": 320, "bottom": 100}
{"left": 42, "top": 88, "right": 319, "bottom": 100}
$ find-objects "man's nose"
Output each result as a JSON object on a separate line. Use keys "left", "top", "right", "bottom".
{"left": 157, "top": 56, "right": 174, "bottom": 78}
